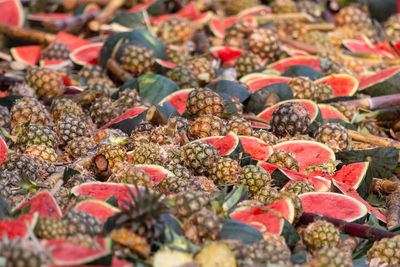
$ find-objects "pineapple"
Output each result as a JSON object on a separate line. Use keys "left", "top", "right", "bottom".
{"left": 104, "top": 185, "right": 169, "bottom": 244}
{"left": 194, "top": 242, "right": 236, "bottom": 267}
{"left": 227, "top": 116, "right": 252, "bottom": 136}
{"left": 0, "top": 105, "right": 10, "bottom": 128}
{"left": 67, "top": 233, "right": 100, "bottom": 249}
{"left": 110, "top": 228, "right": 150, "bottom": 258}
{"left": 267, "top": 150, "right": 300, "bottom": 172}
{"left": 251, "top": 129, "right": 278, "bottom": 145}
{"left": 209, "top": 157, "right": 240, "bottom": 185}
{"left": 289, "top": 76, "right": 317, "bottom": 100}
{"left": 157, "top": 17, "right": 193, "bottom": 44}
{"left": 186, "top": 88, "right": 225, "bottom": 119}
{"left": 51, "top": 98, "right": 85, "bottom": 122}
{"left": 189, "top": 114, "right": 227, "bottom": 140}
{"left": 10, "top": 97, "right": 51, "bottom": 130}
{"left": 55, "top": 114, "right": 92, "bottom": 146}
{"left": 335, "top": 6, "right": 372, "bottom": 30}
{"left": 284, "top": 181, "right": 315, "bottom": 195}
{"left": 330, "top": 102, "right": 358, "bottom": 121}
{"left": 247, "top": 239, "right": 292, "bottom": 265}
{"left": 107, "top": 163, "right": 153, "bottom": 187}
{"left": 165, "top": 45, "right": 190, "bottom": 65}
{"left": 186, "top": 57, "right": 216, "bottom": 86}
{"left": 249, "top": 28, "right": 281, "bottom": 61}
{"left": 165, "top": 164, "right": 191, "bottom": 180}
{"left": 25, "top": 67, "right": 64, "bottom": 99}
{"left": 63, "top": 209, "right": 104, "bottom": 237}
{"left": 270, "top": 0, "right": 297, "bottom": 13}
{"left": 301, "top": 31, "right": 333, "bottom": 51}
{"left": 0, "top": 238, "right": 53, "bottom": 266}
{"left": 302, "top": 220, "right": 340, "bottom": 251}
{"left": 8, "top": 82, "right": 36, "bottom": 98}
{"left": 310, "top": 247, "right": 353, "bottom": 267}
{"left": 119, "top": 44, "right": 155, "bottom": 76}
{"left": 113, "top": 89, "right": 141, "bottom": 115}
{"left": 239, "top": 165, "right": 271, "bottom": 197}
{"left": 297, "top": 0, "right": 323, "bottom": 18}
{"left": 87, "top": 82, "right": 111, "bottom": 97}
{"left": 224, "top": 21, "right": 254, "bottom": 48}
{"left": 165, "top": 66, "right": 199, "bottom": 89}
{"left": 65, "top": 136, "right": 96, "bottom": 159}
{"left": 78, "top": 64, "right": 107, "bottom": 82}
{"left": 218, "top": 0, "right": 261, "bottom": 15}
{"left": 129, "top": 142, "right": 165, "bottom": 165}
{"left": 182, "top": 141, "right": 219, "bottom": 175}
{"left": 367, "top": 236, "right": 400, "bottom": 265}
{"left": 36, "top": 216, "right": 67, "bottom": 239}
{"left": 93, "top": 143, "right": 128, "bottom": 172}
{"left": 64, "top": 172, "right": 96, "bottom": 189}
{"left": 173, "top": 191, "right": 209, "bottom": 219}
{"left": 16, "top": 124, "right": 59, "bottom": 151}
{"left": 41, "top": 42, "right": 71, "bottom": 60}
{"left": 314, "top": 122, "right": 350, "bottom": 152}
{"left": 385, "top": 14, "right": 400, "bottom": 42}
{"left": 321, "top": 61, "right": 355, "bottom": 76}
{"left": 183, "top": 208, "right": 222, "bottom": 244}
{"left": 234, "top": 52, "right": 263, "bottom": 78}
{"left": 270, "top": 102, "right": 311, "bottom": 137}
{"left": 89, "top": 97, "right": 119, "bottom": 127}
{"left": 25, "top": 145, "right": 58, "bottom": 163}
{"left": 255, "top": 186, "right": 280, "bottom": 204}
{"left": 276, "top": 20, "right": 307, "bottom": 40}
{"left": 156, "top": 175, "right": 192, "bottom": 194}
{"left": 315, "top": 83, "right": 334, "bottom": 102}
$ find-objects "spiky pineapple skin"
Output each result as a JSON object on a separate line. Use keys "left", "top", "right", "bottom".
{"left": 267, "top": 150, "right": 300, "bottom": 171}
{"left": 314, "top": 122, "right": 350, "bottom": 152}
{"left": 284, "top": 181, "right": 315, "bottom": 195}
{"left": 25, "top": 67, "right": 64, "bottom": 99}
{"left": 17, "top": 124, "right": 59, "bottom": 151}
{"left": 120, "top": 44, "right": 155, "bottom": 76}
{"left": 249, "top": 28, "right": 281, "bottom": 61}
{"left": 157, "top": 17, "right": 193, "bottom": 44}
{"left": 234, "top": 52, "right": 263, "bottom": 78}
{"left": 271, "top": 102, "right": 311, "bottom": 137}
{"left": 63, "top": 209, "right": 104, "bottom": 237}
{"left": 189, "top": 115, "right": 227, "bottom": 140}
{"left": 165, "top": 66, "right": 199, "bottom": 89}
{"left": 55, "top": 114, "right": 92, "bottom": 146}
{"left": 310, "top": 247, "right": 353, "bottom": 267}
{"left": 174, "top": 191, "right": 209, "bottom": 219}
{"left": 65, "top": 136, "right": 96, "bottom": 159}
{"left": 240, "top": 165, "right": 271, "bottom": 197}
{"left": 41, "top": 42, "right": 70, "bottom": 60}
{"left": 209, "top": 157, "right": 240, "bottom": 185}
{"left": 10, "top": 97, "right": 51, "bottom": 130}
{"left": 289, "top": 76, "right": 317, "bottom": 100}
{"left": 36, "top": 216, "right": 67, "bottom": 239}
{"left": 25, "top": 145, "right": 58, "bottom": 163}
{"left": 186, "top": 88, "right": 225, "bottom": 119}
{"left": 183, "top": 208, "right": 222, "bottom": 244}
{"left": 182, "top": 141, "right": 219, "bottom": 175}
{"left": 302, "top": 220, "right": 340, "bottom": 251}
{"left": 108, "top": 163, "right": 153, "bottom": 187}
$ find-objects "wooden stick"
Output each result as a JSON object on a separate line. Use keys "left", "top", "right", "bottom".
{"left": 348, "top": 129, "right": 400, "bottom": 150}
{"left": 256, "top": 13, "right": 315, "bottom": 23}
{"left": 0, "top": 24, "right": 56, "bottom": 45}
{"left": 38, "top": 11, "right": 100, "bottom": 32}
{"left": 106, "top": 58, "right": 133, "bottom": 83}
{"left": 386, "top": 191, "right": 400, "bottom": 229}
{"left": 373, "top": 178, "right": 400, "bottom": 195}
{"left": 63, "top": 0, "right": 110, "bottom": 9}
{"left": 88, "top": 0, "right": 126, "bottom": 32}
{"left": 304, "top": 23, "right": 335, "bottom": 31}
{"left": 279, "top": 36, "right": 319, "bottom": 55}
{"left": 344, "top": 94, "right": 400, "bottom": 110}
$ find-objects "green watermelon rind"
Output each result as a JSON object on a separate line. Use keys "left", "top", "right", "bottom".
{"left": 13, "top": 190, "right": 62, "bottom": 218}
{"left": 299, "top": 192, "right": 368, "bottom": 223}
{"left": 359, "top": 67, "right": 400, "bottom": 96}
{"left": 267, "top": 56, "right": 320, "bottom": 73}
{"left": 314, "top": 74, "right": 359, "bottom": 97}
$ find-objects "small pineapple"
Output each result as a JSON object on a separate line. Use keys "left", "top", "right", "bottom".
{"left": 110, "top": 228, "right": 151, "bottom": 258}
{"left": 41, "top": 42, "right": 71, "bottom": 60}
{"left": 63, "top": 209, "right": 104, "bottom": 237}
{"left": 55, "top": 114, "right": 92, "bottom": 146}
{"left": 186, "top": 57, "right": 216, "bottom": 86}
{"left": 239, "top": 165, "right": 271, "bottom": 197}
{"left": 165, "top": 66, "right": 199, "bottom": 89}
{"left": 64, "top": 173, "right": 96, "bottom": 189}
{"left": 8, "top": 82, "right": 36, "bottom": 98}
{"left": 255, "top": 186, "right": 280, "bottom": 204}
{"left": 209, "top": 157, "right": 240, "bottom": 185}
{"left": 165, "top": 45, "right": 190, "bottom": 65}
{"left": 271, "top": 102, "right": 311, "bottom": 137}
{"left": 108, "top": 163, "right": 153, "bottom": 188}
{"left": 270, "top": 0, "right": 297, "bottom": 13}
{"left": 93, "top": 143, "right": 127, "bottom": 172}
{"left": 251, "top": 129, "right": 277, "bottom": 145}
{"left": 25, "top": 145, "right": 58, "bottom": 163}
{"left": 385, "top": 14, "right": 400, "bottom": 42}
{"left": 173, "top": 191, "right": 209, "bottom": 219}
{"left": 157, "top": 17, "right": 193, "bottom": 44}
{"left": 314, "top": 122, "right": 350, "bottom": 152}
{"left": 234, "top": 52, "right": 263, "bottom": 78}
{"left": 289, "top": 76, "right": 317, "bottom": 100}
{"left": 183, "top": 208, "right": 222, "bottom": 244}
{"left": 78, "top": 64, "right": 106, "bottom": 82}
{"left": 36, "top": 216, "right": 67, "bottom": 239}
{"left": 330, "top": 102, "right": 358, "bottom": 121}
{"left": 156, "top": 175, "right": 192, "bottom": 195}
{"left": 335, "top": 6, "right": 372, "bottom": 30}
{"left": 113, "top": 89, "right": 141, "bottom": 115}
{"left": 67, "top": 233, "right": 100, "bottom": 249}
{"left": 89, "top": 97, "right": 119, "bottom": 127}
{"left": 16, "top": 124, "right": 59, "bottom": 151}
{"left": 65, "top": 136, "right": 96, "bottom": 159}
{"left": 227, "top": 116, "right": 253, "bottom": 136}
{"left": 182, "top": 141, "right": 219, "bottom": 175}
{"left": 119, "top": 44, "right": 155, "bottom": 76}
{"left": 51, "top": 98, "right": 85, "bottom": 122}
{"left": 10, "top": 97, "right": 51, "bottom": 130}
{"left": 0, "top": 105, "right": 10, "bottom": 128}
{"left": 189, "top": 114, "right": 227, "bottom": 140}
{"left": 224, "top": 21, "right": 254, "bottom": 48}
{"left": 310, "top": 247, "right": 353, "bottom": 267}
{"left": 284, "top": 181, "right": 315, "bottom": 195}
{"left": 302, "top": 220, "right": 340, "bottom": 251}
{"left": 249, "top": 28, "right": 281, "bottom": 61}
{"left": 25, "top": 67, "right": 64, "bottom": 99}
{"left": 247, "top": 239, "right": 292, "bottom": 265}
{"left": 165, "top": 164, "right": 191, "bottom": 180}
{"left": 186, "top": 88, "right": 225, "bottom": 119}
{"left": 367, "top": 236, "right": 400, "bottom": 265}
{"left": 218, "top": 0, "right": 261, "bottom": 15}
{"left": 267, "top": 150, "right": 300, "bottom": 172}
{"left": 129, "top": 142, "right": 165, "bottom": 165}
{"left": 297, "top": 0, "right": 323, "bottom": 18}
{"left": 315, "top": 83, "right": 334, "bottom": 102}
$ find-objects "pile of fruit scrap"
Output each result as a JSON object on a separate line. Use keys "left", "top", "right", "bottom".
{"left": 1, "top": 0, "right": 400, "bottom": 266}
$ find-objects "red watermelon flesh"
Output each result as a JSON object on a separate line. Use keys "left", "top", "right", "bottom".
{"left": 318, "top": 104, "right": 349, "bottom": 122}
{"left": 265, "top": 198, "right": 295, "bottom": 223}
{"left": 159, "top": 89, "right": 193, "bottom": 115}
{"left": 239, "top": 136, "right": 273, "bottom": 161}
{"left": 0, "top": 213, "right": 38, "bottom": 241}
{"left": 54, "top": 32, "right": 92, "bottom": 51}
{"left": 74, "top": 199, "right": 119, "bottom": 222}
{"left": 358, "top": 66, "right": 400, "bottom": 89}
{"left": 71, "top": 182, "right": 137, "bottom": 206}
{"left": 250, "top": 121, "right": 269, "bottom": 129}
{"left": 211, "top": 132, "right": 239, "bottom": 156}
{"left": 273, "top": 140, "right": 335, "bottom": 173}
{"left": 210, "top": 46, "right": 245, "bottom": 66}
{"left": 209, "top": 17, "right": 256, "bottom": 38}
{"left": 238, "top": 6, "right": 271, "bottom": 17}
{"left": 29, "top": 13, "right": 72, "bottom": 20}
{"left": 0, "top": 0, "right": 24, "bottom": 27}
{"left": 332, "top": 180, "right": 387, "bottom": 223}
{"left": 150, "top": 14, "right": 176, "bottom": 25}
{"left": 10, "top": 46, "right": 41, "bottom": 66}
{"left": 314, "top": 74, "right": 358, "bottom": 97}
{"left": 268, "top": 56, "right": 321, "bottom": 73}
{"left": 128, "top": 0, "right": 157, "bottom": 12}
{"left": 0, "top": 136, "right": 8, "bottom": 165}
{"left": 14, "top": 191, "right": 62, "bottom": 218}
{"left": 198, "top": 136, "right": 222, "bottom": 147}
{"left": 247, "top": 77, "right": 291, "bottom": 92}
{"left": 342, "top": 40, "right": 396, "bottom": 59}
{"left": 299, "top": 192, "right": 367, "bottom": 222}
{"left": 70, "top": 43, "right": 102, "bottom": 65}
{"left": 230, "top": 206, "right": 284, "bottom": 235}
{"left": 178, "top": 2, "right": 200, "bottom": 18}
{"left": 192, "top": 11, "right": 213, "bottom": 25}
{"left": 258, "top": 99, "right": 318, "bottom": 122}
{"left": 101, "top": 107, "right": 147, "bottom": 129}
{"left": 135, "top": 164, "right": 174, "bottom": 183}
{"left": 333, "top": 162, "right": 369, "bottom": 190}
{"left": 156, "top": 59, "right": 177, "bottom": 69}
{"left": 45, "top": 239, "right": 111, "bottom": 266}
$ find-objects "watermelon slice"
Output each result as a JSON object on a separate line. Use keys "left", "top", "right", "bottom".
{"left": 0, "top": 136, "right": 8, "bottom": 165}
{"left": 342, "top": 39, "right": 396, "bottom": 59}
{"left": 314, "top": 74, "right": 358, "bottom": 97}
{"left": 71, "top": 182, "right": 138, "bottom": 206}
{"left": 209, "top": 17, "right": 256, "bottom": 38}
{"left": 28, "top": 13, "right": 72, "bottom": 21}
{"left": 358, "top": 66, "right": 400, "bottom": 96}
{"left": 44, "top": 238, "right": 112, "bottom": 266}
{"left": 100, "top": 106, "right": 147, "bottom": 129}
{"left": 267, "top": 56, "right": 321, "bottom": 73}
{"left": 10, "top": 46, "right": 41, "bottom": 66}
{"left": 238, "top": 136, "right": 273, "bottom": 161}
{"left": 192, "top": 11, "right": 214, "bottom": 25}
{"left": 210, "top": 46, "right": 245, "bottom": 66}
{"left": 54, "top": 31, "right": 92, "bottom": 51}
{"left": 159, "top": 89, "right": 194, "bottom": 115}
{"left": 135, "top": 164, "right": 174, "bottom": 183}
{"left": 0, "top": 0, "right": 24, "bottom": 27}
{"left": 74, "top": 199, "right": 120, "bottom": 222}
{"left": 265, "top": 198, "right": 295, "bottom": 223}
{"left": 70, "top": 43, "right": 102, "bottom": 65}
{"left": 273, "top": 140, "right": 335, "bottom": 173}
{"left": 199, "top": 132, "right": 244, "bottom": 160}
{"left": 245, "top": 76, "right": 291, "bottom": 92}
{"left": 0, "top": 213, "right": 39, "bottom": 241}
{"left": 299, "top": 192, "right": 368, "bottom": 223}
{"left": 318, "top": 104, "right": 349, "bottom": 122}
{"left": 331, "top": 180, "right": 387, "bottom": 223}
{"left": 238, "top": 5, "right": 272, "bottom": 17}
{"left": 333, "top": 162, "right": 371, "bottom": 198}
{"left": 13, "top": 190, "right": 62, "bottom": 218}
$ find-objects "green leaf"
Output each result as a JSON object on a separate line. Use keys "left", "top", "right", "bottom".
{"left": 368, "top": 211, "right": 385, "bottom": 230}
{"left": 326, "top": 118, "right": 357, "bottom": 130}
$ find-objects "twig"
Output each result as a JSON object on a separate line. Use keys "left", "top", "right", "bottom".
{"left": 88, "top": 0, "right": 126, "bottom": 32}
{"left": 386, "top": 191, "right": 400, "bottom": 229}
{"left": 373, "top": 178, "right": 400, "bottom": 195}
{"left": 63, "top": 0, "right": 109, "bottom": 9}
{"left": 146, "top": 105, "right": 168, "bottom": 126}
{"left": 0, "top": 24, "right": 56, "bottom": 45}
{"left": 255, "top": 13, "right": 315, "bottom": 23}
{"left": 338, "top": 236, "right": 359, "bottom": 259}
{"left": 106, "top": 58, "right": 133, "bottom": 83}
{"left": 344, "top": 94, "right": 400, "bottom": 110}
{"left": 36, "top": 11, "right": 100, "bottom": 32}
{"left": 304, "top": 23, "right": 335, "bottom": 31}
{"left": 279, "top": 36, "right": 319, "bottom": 54}
{"left": 348, "top": 129, "right": 400, "bottom": 150}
